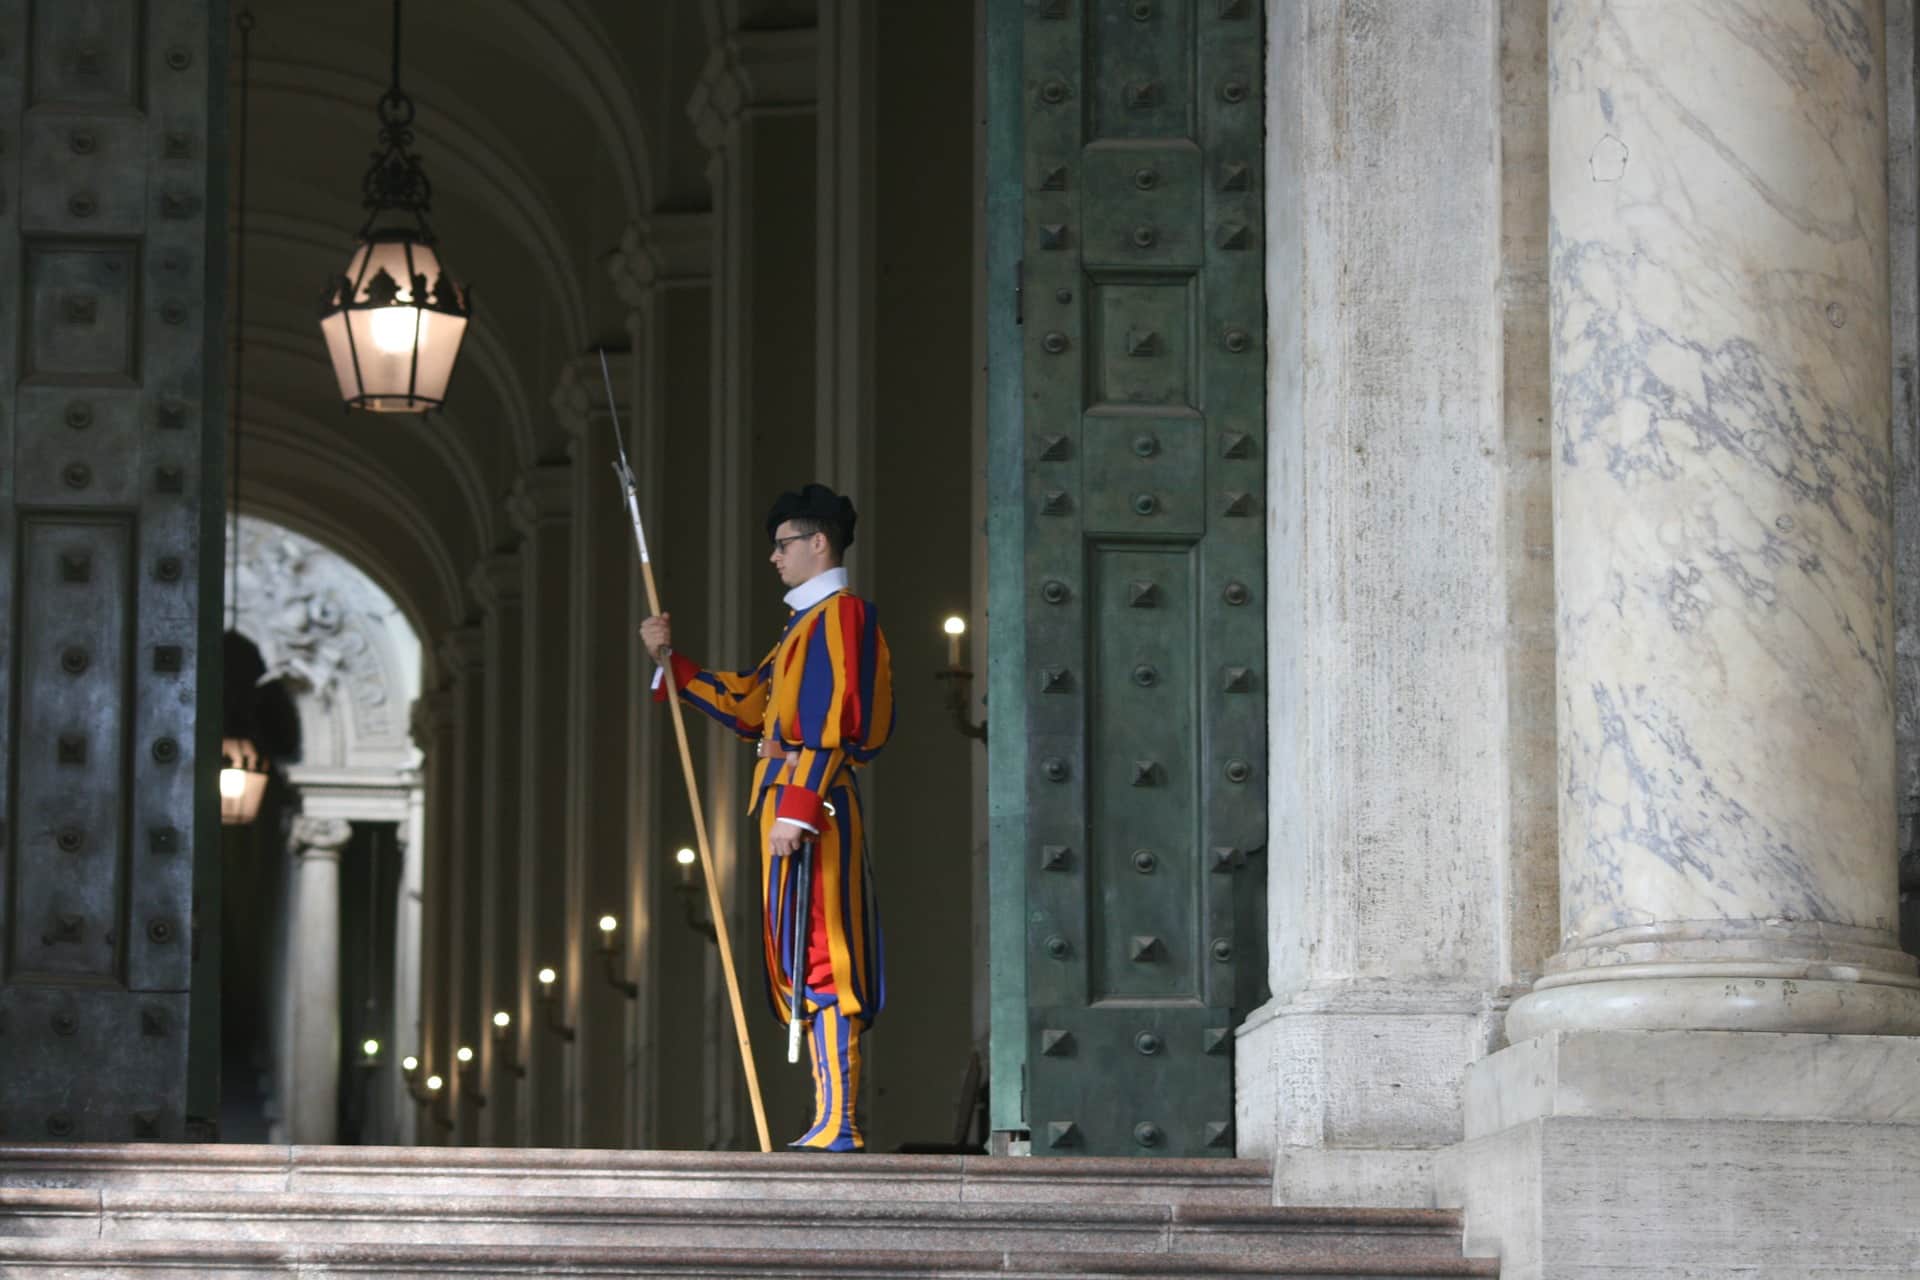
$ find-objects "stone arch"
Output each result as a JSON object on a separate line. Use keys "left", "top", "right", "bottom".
{"left": 228, "top": 514, "right": 426, "bottom": 1146}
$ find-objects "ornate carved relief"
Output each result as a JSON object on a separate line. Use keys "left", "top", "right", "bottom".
{"left": 232, "top": 514, "right": 421, "bottom": 771}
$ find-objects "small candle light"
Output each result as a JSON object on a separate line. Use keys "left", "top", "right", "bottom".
{"left": 425, "top": 1074, "right": 443, "bottom": 1092}
{"left": 455, "top": 1045, "right": 474, "bottom": 1065}
{"left": 598, "top": 914, "right": 619, "bottom": 954}
{"left": 537, "top": 967, "right": 557, "bottom": 999}
{"left": 401, "top": 1055, "right": 419, "bottom": 1075}
{"left": 492, "top": 1010, "right": 511, "bottom": 1038}
{"left": 361, "top": 1038, "right": 381, "bottom": 1062}
{"left": 943, "top": 615, "right": 967, "bottom": 669}
{"left": 675, "top": 846, "right": 697, "bottom": 886}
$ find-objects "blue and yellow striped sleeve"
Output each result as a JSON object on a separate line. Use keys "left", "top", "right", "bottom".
{"left": 654, "top": 646, "right": 776, "bottom": 742}
{"left": 774, "top": 596, "right": 894, "bottom": 829}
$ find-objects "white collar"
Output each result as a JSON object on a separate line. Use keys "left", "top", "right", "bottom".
{"left": 784, "top": 566, "right": 848, "bottom": 614}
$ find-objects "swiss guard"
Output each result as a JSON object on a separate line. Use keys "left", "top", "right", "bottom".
{"left": 641, "top": 483, "right": 895, "bottom": 1152}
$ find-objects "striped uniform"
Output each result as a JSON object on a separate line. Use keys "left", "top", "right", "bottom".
{"left": 656, "top": 585, "right": 894, "bottom": 1151}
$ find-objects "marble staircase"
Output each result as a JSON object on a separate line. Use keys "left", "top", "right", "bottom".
{"left": 0, "top": 1145, "right": 1497, "bottom": 1277}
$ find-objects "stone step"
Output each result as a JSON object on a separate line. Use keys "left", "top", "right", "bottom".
{"left": 0, "top": 1143, "right": 1273, "bottom": 1206}
{"left": 0, "top": 1236, "right": 1504, "bottom": 1278}
{"left": 0, "top": 1187, "right": 1469, "bottom": 1264}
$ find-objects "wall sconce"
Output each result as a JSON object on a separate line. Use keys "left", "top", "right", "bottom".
{"left": 359, "top": 1038, "right": 382, "bottom": 1070}
{"left": 598, "top": 915, "right": 640, "bottom": 999}
{"left": 935, "top": 614, "right": 987, "bottom": 742}
{"left": 454, "top": 1045, "right": 485, "bottom": 1107}
{"left": 491, "top": 1010, "right": 525, "bottom": 1078}
{"left": 412, "top": 1071, "right": 452, "bottom": 1131}
{"left": 536, "top": 966, "right": 575, "bottom": 1042}
{"left": 672, "top": 847, "right": 717, "bottom": 943}
{"left": 401, "top": 1054, "right": 428, "bottom": 1102}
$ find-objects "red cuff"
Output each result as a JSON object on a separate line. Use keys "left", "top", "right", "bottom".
{"left": 775, "top": 786, "right": 827, "bottom": 830}
{"left": 652, "top": 653, "right": 701, "bottom": 703}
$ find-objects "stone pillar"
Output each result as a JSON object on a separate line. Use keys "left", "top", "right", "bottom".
{"left": 552, "top": 356, "right": 634, "bottom": 1148}
{"left": 434, "top": 628, "right": 484, "bottom": 1144}
{"left": 510, "top": 465, "right": 574, "bottom": 1148}
{"left": 814, "top": 0, "right": 875, "bottom": 572}
{"left": 689, "top": 24, "right": 818, "bottom": 1147}
{"left": 1507, "top": 0, "right": 1920, "bottom": 1043}
{"left": 1242, "top": 0, "right": 1530, "bottom": 1206}
{"left": 405, "top": 689, "right": 457, "bottom": 1147}
{"left": 611, "top": 214, "right": 715, "bottom": 1150}
{"left": 469, "top": 556, "right": 523, "bottom": 1145}
{"left": 1444, "top": 6, "right": 1920, "bottom": 1274}
{"left": 394, "top": 782, "right": 428, "bottom": 1147}
{"left": 285, "top": 816, "right": 352, "bottom": 1145}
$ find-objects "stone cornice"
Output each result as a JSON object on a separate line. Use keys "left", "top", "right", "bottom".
{"left": 468, "top": 551, "right": 524, "bottom": 612}
{"left": 608, "top": 214, "right": 715, "bottom": 308}
{"left": 507, "top": 463, "right": 575, "bottom": 534}
{"left": 550, "top": 353, "right": 634, "bottom": 440}
{"left": 687, "top": 29, "right": 818, "bottom": 152}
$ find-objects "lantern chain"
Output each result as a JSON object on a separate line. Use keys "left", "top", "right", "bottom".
{"left": 229, "top": 8, "right": 254, "bottom": 633}
{"left": 360, "top": 0, "right": 435, "bottom": 235}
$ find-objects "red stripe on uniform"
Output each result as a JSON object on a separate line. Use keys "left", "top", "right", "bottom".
{"left": 838, "top": 597, "right": 865, "bottom": 740}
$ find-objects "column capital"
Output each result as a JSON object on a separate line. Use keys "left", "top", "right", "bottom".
{"left": 507, "top": 462, "right": 574, "bottom": 535}
{"left": 468, "top": 550, "right": 524, "bottom": 613}
{"left": 290, "top": 815, "right": 353, "bottom": 855}
{"left": 408, "top": 688, "right": 457, "bottom": 751}
{"left": 609, "top": 215, "right": 714, "bottom": 309}
{"left": 550, "top": 353, "right": 633, "bottom": 441}
{"left": 436, "top": 625, "right": 485, "bottom": 678}
{"left": 688, "top": 28, "right": 818, "bottom": 152}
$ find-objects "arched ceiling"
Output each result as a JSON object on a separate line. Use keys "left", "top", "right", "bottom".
{"left": 228, "top": 0, "right": 711, "bottom": 656}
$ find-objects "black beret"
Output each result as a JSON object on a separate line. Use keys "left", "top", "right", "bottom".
{"left": 766, "top": 482, "right": 857, "bottom": 550}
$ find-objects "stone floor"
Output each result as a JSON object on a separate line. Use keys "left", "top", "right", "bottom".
{"left": 0, "top": 1145, "right": 1498, "bottom": 1277}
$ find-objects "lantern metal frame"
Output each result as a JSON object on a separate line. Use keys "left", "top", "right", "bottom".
{"left": 316, "top": 0, "right": 471, "bottom": 414}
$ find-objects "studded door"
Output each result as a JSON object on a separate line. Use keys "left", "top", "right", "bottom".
{"left": 0, "top": 0, "right": 225, "bottom": 1141}
{"left": 1020, "top": 0, "right": 1263, "bottom": 1158}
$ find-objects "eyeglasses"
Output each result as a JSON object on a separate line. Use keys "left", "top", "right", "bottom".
{"left": 771, "top": 533, "right": 814, "bottom": 554}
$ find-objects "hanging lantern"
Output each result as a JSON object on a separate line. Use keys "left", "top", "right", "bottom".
{"left": 219, "top": 737, "right": 270, "bottom": 826}
{"left": 317, "top": 0, "right": 470, "bottom": 413}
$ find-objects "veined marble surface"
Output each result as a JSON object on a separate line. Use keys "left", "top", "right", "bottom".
{"left": 1546, "top": 1, "right": 1902, "bottom": 969}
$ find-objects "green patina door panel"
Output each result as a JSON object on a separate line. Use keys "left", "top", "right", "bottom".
{"left": 0, "top": 0, "right": 228, "bottom": 1141}
{"left": 1011, "top": 0, "right": 1265, "bottom": 1158}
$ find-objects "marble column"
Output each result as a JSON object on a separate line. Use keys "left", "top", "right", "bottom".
{"left": 610, "top": 213, "right": 715, "bottom": 1151}
{"left": 509, "top": 464, "right": 574, "bottom": 1148}
{"left": 469, "top": 555, "right": 524, "bottom": 1145}
{"left": 1507, "top": 0, "right": 1920, "bottom": 1040}
{"left": 689, "top": 25, "right": 819, "bottom": 1147}
{"left": 285, "top": 815, "right": 352, "bottom": 1145}
{"left": 551, "top": 356, "right": 634, "bottom": 1149}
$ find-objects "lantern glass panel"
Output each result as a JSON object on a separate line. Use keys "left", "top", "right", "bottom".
{"left": 408, "top": 309, "right": 467, "bottom": 406}
{"left": 319, "top": 234, "right": 463, "bottom": 412}
{"left": 319, "top": 310, "right": 357, "bottom": 403}
{"left": 218, "top": 736, "right": 269, "bottom": 826}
